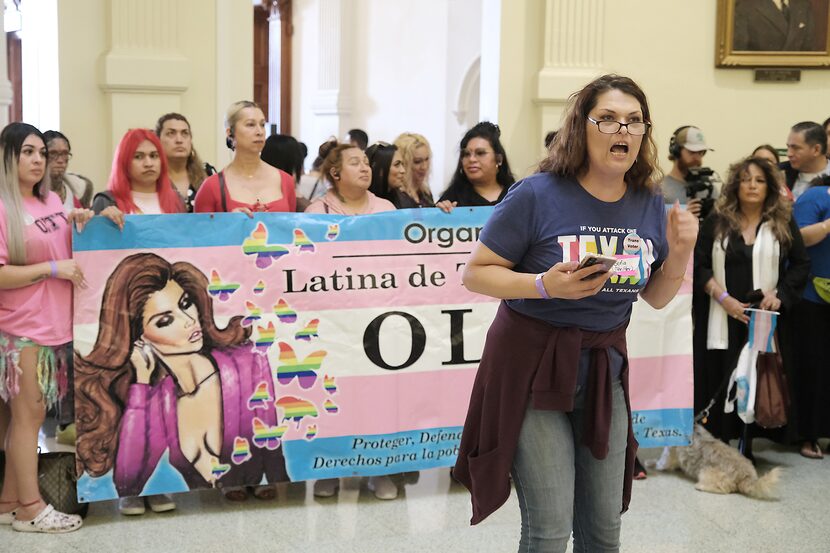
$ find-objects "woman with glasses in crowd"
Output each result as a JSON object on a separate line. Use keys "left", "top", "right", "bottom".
{"left": 437, "top": 122, "right": 514, "bottom": 211}
{"left": 0, "top": 122, "right": 95, "bottom": 533}
{"left": 392, "top": 133, "right": 435, "bottom": 208}
{"left": 43, "top": 131, "right": 93, "bottom": 212}
{"left": 155, "top": 113, "right": 208, "bottom": 212}
{"left": 194, "top": 101, "right": 296, "bottom": 216}
{"left": 453, "top": 75, "right": 698, "bottom": 552}
{"left": 693, "top": 156, "right": 809, "bottom": 461}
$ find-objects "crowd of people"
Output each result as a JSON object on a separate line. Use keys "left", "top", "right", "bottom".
{"left": 0, "top": 81, "right": 828, "bottom": 551}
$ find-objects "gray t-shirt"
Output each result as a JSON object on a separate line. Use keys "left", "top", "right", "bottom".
{"left": 660, "top": 174, "right": 721, "bottom": 205}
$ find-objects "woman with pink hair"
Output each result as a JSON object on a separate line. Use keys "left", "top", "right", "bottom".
{"left": 92, "top": 129, "right": 185, "bottom": 222}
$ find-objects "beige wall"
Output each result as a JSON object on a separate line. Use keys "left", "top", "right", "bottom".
{"left": 499, "top": 0, "right": 830, "bottom": 182}
{"left": 58, "top": 0, "right": 253, "bottom": 190}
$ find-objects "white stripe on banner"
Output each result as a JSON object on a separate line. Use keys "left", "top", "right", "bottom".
{"left": 627, "top": 293, "right": 693, "bottom": 359}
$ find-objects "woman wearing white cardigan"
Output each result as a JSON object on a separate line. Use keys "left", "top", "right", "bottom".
{"left": 692, "top": 156, "right": 809, "bottom": 461}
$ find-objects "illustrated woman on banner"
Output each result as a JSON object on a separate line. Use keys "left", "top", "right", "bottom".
{"left": 75, "top": 253, "right": 288, "bottom": 498}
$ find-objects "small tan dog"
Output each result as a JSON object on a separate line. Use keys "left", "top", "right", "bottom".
{"left": 648, "top": 424, "right": 781, "bottom": 499}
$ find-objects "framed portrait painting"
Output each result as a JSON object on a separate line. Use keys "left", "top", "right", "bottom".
{"left": 716, "top": 0, "right": 830, "bottom": 67}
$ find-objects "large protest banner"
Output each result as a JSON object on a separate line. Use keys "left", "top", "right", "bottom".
{"left": 72, "top": 208, "right": 691, "bottom": 502}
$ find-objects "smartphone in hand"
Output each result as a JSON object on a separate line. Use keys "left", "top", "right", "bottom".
{"left": 576, "top": 253, "right": 617, "bottom": 279}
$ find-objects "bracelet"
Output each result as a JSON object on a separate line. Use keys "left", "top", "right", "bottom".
{"left": 535, "top": 272, "right": 551, "bottom": 299}
{"left": 48, "top": 260, "right": 58, "bottom": 279}
{"left": 659, "top": 263, "right": 685, "bottom": 281}
{"left": 716, "top": 291, "right": 729, "bottom": 304}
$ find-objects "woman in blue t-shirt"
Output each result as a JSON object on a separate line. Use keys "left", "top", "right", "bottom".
{"left": 453, "top": 75, "right": 698, "bottom": 553}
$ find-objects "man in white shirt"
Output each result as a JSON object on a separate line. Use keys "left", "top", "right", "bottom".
{"left": 783, "top": 121, "right": 830, "bottom": 199}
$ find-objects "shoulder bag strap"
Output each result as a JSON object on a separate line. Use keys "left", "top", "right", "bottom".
{"left": 219, "top": 171, "right": 228, "bottom": 212}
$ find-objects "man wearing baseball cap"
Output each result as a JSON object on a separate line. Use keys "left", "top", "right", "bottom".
{"left": 661, "top": 125, "right": 718, "bottom": 218}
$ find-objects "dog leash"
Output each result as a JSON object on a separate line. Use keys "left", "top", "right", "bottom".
{"left": 694, "top": 366, "right": 735, "bottom": 424}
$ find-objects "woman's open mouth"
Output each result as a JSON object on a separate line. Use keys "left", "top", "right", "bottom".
{"left": 610, "top": 142, "right": 629, "bottom": 155}
{"left": 189, "top": 330, "right": 203, "bottom": 343}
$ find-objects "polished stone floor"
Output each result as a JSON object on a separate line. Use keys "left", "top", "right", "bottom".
{"left": 2, "top": 439, "right": 830, "bottom": 552}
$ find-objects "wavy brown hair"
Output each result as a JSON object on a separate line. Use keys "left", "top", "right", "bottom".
{"left": 539, "top": 74, "right": 661, "bottom": 191}
{"left": 713, "top": 157, "right": 792, "bottom": 250}
{"left": 74, "top": 253, "right": 250, "bottom": 477}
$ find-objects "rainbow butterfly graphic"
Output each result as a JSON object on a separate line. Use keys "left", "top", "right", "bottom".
{"left": 253, "top": 280, "right": 266, "bottom": 294}
{"left": 326, "top": 224, "right": 340, "bottom": 241}
{"left": 207, "top": 270, "right": 240, "bottom": 301}
{"left": 242, "top": 222, "right": 290, "bottom": 269}
{"left": 295, "top": 319, "right": 320, "bottom": 341}
{"left": 273, "top": 298, "right": 297, "bottom": 324}
{"left": 275, "top": 342, "right": 325, "bottom": 389}
{"left": 293, "top": 228, "right": 315, "bottom": 253}
{"left": 305, "top": 425, "right": 318, "bottom": 441}
{"left": 211, "top": 458, "right": 231, "bottom": 480}
{"left": 255, "top": 322, "right": 276, "bottom": 348}
{"left": 323, "top": 375, "right": 337, "bottom": 395}
{"left": 251, "top": 417, "right": 285, "bottom": 450}
{"left": 242, "top": 301, "right": 263, "bottom": 327}
{"left": 324, "top": 398, "right": 339, "bottom": 414}
{"left": 276, "top": 396, "right": 319, "bottom": 427}
{"left": 231, "top": 437, "right": 252, "bottom": 465}
{"left": 247, "top": 381, "right": 272, "bottom": 410}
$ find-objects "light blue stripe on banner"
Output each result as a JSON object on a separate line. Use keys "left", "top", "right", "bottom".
{"left": 73, "top": 207, "right": 494, "bottom": 251}
{"left": 632, "top": 408, "right": 693, "bottom": 448}
{"left": 282, "top": 427, "right": 463, "bottom": 481}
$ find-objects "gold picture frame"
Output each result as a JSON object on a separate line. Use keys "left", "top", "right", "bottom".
{"left": 716, "top": 0, "right": 830, "bottom": 67}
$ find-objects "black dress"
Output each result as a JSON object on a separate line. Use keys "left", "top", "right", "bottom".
{"left": 390, "top": 188, "right": 434, "bottom": 209}
{"left": 438, "top": 183, "right": 508, "bottom": 207}
{"left": 692, "top": 214, "right": 810, "bottom": 443}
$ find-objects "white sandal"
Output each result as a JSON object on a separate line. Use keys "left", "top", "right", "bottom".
{"left": 0, "top": 509, "right": 16, "bottom": 525}
{"left": 12, "top": 504, "right": 83, "bottom": 534}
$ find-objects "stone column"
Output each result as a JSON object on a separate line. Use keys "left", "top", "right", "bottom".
{"left": 0, "top": 5, "right": 13, "bottom": 127}
{"left": 310, "top": 0, "right": 351, "bottom": 139}
{"left": 99, "top": 0, "right": 191, "bottom": 152}
{"left": 536, "top": 0, "right": 605, "bottom": 139}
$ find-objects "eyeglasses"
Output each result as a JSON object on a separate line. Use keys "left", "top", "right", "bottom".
{"left": 461, "top": 149, "right": 494, "bottom": 160}
{"left": 587, "top": 117, "right": 650, "bottom": 136}
{"left": 48, "top": 151, "right": 73, "bottom": 161}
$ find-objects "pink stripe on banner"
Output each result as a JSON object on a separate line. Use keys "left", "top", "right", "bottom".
{"left": 628, "top": 354, "right": 693, "bottom": 411}
{"left": 74, "top": 241, "right": 490, "bottom": 325}
{"left": 276, "top": 368, "right": 477, "bottom": 440}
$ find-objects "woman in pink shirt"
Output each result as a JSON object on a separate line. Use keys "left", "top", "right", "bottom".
{"left": 194, "top": 100, "right": 296, "bottom": 215}
{"left": 0, "top": 122, "right": 94, "bottom": 533}
{"left": 92, "top": 129, "right": 185, "bottom": 221}
{"left": 305, "top": 140, "right": 395, "bottom": 215}
{"left": 305, "top": 140, "right": 396, "bottom": 499}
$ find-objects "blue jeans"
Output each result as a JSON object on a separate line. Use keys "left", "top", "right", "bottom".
{"left": 511, "top": 380, "right": 628, "bottom": 553}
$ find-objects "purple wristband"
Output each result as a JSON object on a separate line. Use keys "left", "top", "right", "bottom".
{"left": 535, "top": 273, "right": 551, "bottom": 299}
{"left": 716, "top": 291, "right": 729, "bottom": 304}
{"left": 49, "top": 260, "right": 58, "bottom": 279}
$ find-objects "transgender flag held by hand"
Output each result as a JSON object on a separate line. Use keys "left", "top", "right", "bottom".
{"left": 747, "top": 308, "right": 778, "bottom": 353}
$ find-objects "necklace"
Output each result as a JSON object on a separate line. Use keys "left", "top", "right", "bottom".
{"left": 177, "top": 370, "right": 219, "bottom": 398}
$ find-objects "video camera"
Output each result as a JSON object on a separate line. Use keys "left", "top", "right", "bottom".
{"left": 685, "top": 167, "right": 719, "bottom": 219}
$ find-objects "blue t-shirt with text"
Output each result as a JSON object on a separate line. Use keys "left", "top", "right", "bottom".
{"left": 793, "top": 185, "right": 830, "bottom": 304}
{"left": 479, "top": 172, "right": 668, "bottom": 332}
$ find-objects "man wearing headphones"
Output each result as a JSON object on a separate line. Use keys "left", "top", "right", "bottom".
{"left": 661, "top": 125, "right": 717, "bottom": 218}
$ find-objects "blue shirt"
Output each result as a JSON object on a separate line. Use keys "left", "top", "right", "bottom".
{"left": 793, "top": 185, "right": 830, "bottom": 304}
{"left": 479, "top": 172, "right": 668, "bottom": 332}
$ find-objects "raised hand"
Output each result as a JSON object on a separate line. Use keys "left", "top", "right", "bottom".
{"left": 130, "top": 340, "right": 157, "bottom": 385}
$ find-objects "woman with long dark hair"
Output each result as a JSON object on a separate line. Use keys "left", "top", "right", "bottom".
{"left": 75, "top": 253, "right": 287, "bottom": 511}
{"left": 693, "top": 157, "right": 809, "bottom": 460}
{"left": 0, "top": 122, "right": 93, "bottom": 533}
{"left": 438, "top": 122, "right": 514, "bottom": 209}
{"left": 155, "top": 113, "right": 208, "bottom": 212}
{"left": 453, "top": 75, "right": 698, "bottom": 552}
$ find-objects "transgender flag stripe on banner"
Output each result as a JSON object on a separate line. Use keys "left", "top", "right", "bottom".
{"left": 72, "top": 209, "right": 692, "bottom": 502}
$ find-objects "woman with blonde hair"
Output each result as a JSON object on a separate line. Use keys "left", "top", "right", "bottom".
{"left": 0, "top": 122, "right": 94, "bottom": 533}
{"left": 391, "top": 133, "right": 434, "bottom": 208}
{"left": 194, "top": 100, "right": 295, "bottom": 215}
